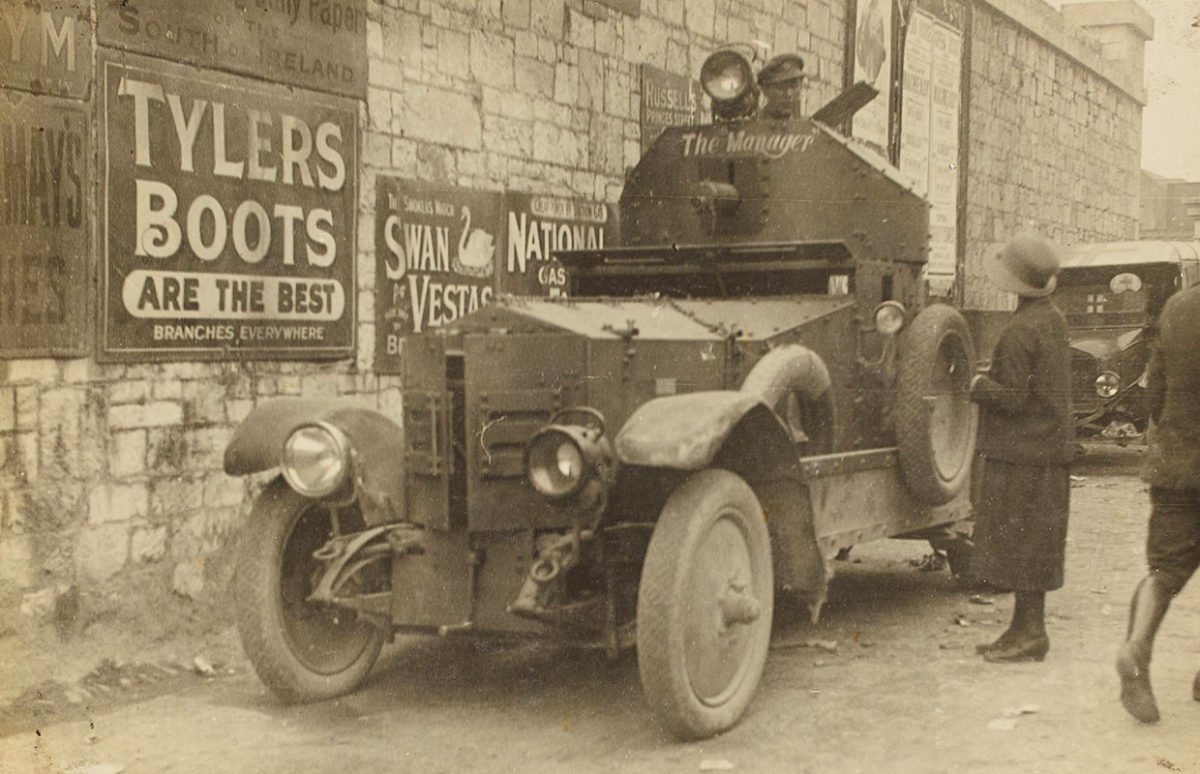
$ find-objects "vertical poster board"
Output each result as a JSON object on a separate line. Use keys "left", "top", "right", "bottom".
{"left": 99, "top": 51, "right": 358, "bottom": 361}
{"left": 499, "top": 193, "right": 616, "bottom": 298}
{"left": 901, "top": 8, "right": 962, "bottom": 294}
{"left": 900, "top": 11, "right": 932, "bottom": 198}
{"left": 0, "top": 91, "right": 89, "bottom": 356}
{"left": 927, "top": 20, "right": 963, "bottom": 290}
{"left": 852, "top": 0, "right": 892, "bottom": 153}
{"left": 375, "top": 178, "right": 502, "bottom": 372}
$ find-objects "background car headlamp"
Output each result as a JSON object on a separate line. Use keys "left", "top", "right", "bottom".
{"left": 873, "top": 301, "right": 908, "bottom": 335}
{"left": 1094, "top": 371, "right": 1121, "bottom": 399}
{"left": 281, "top": 422, "right": 352, "bottom": 498}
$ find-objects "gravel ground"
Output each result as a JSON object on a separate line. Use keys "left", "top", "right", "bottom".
{"left": 2, "top": 445, "right": 1198, "bottom": 773}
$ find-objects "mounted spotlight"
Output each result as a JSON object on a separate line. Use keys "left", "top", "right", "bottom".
{"left": 701, "top": 50, "right": 759, "bottom": 122}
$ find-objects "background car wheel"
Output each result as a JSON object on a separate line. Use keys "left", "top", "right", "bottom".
{"left": 235, "top": 479, "right": 386, "bottom": 703}
{"left": 637, "top": 469, "right": 774, "bottom": 740}
{"left": 895, "top": 304, "right": 978, "bottom": 505}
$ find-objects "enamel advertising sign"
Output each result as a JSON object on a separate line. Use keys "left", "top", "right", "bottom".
{"left": 0, "top": 91, "right": 89, "bottom": 356}
{"left": 0, "top": 0, "right": 91, "bottom": 98}
{"left": 97, "top": 0, "right": 367, "bottom": 99}
{"left": 376, "top": 177, "right": 501, "bottom": 371}
{"left": 99, "top": 52, "right": 358, "bottom": 361}
{"left": 499, "top": 192, "right": 615, "bottom": 298}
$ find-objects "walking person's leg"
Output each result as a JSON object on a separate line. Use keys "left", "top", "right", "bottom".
{"left": 1116, "top": 486, "right": 1199, "bottom": 723}
{"left": 1116, "top": 574, "right": 1174, "bottom": 723}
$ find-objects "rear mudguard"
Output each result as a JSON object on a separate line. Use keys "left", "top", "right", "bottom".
{"left": 224, "top": 398, "right": 406, "bottom": 525}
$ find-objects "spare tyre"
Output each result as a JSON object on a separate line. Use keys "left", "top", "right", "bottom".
{"left": 895, "top": 304, "right": 977, "bottom": 504}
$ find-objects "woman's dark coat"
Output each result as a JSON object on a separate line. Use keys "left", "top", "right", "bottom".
{"left": 970, "top": 296, "right": 1074, "bottom": 465}
{"left": 968, "top": 295, "right": 1073, "bottom": 591}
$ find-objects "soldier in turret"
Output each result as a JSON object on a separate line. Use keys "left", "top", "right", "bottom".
{"left": 758, "top": 54, "right": 806, "bottom": 119}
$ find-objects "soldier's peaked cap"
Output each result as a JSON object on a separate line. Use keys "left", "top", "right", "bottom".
{"left": 758, "top": 54, "right": 806, "bottom": 85}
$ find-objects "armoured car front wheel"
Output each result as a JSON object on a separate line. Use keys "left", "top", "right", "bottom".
{"left": 637, "top": 469, "right": 774, "bottom": 740}
{"left": 235, "top": 479, "right": 386, "bottom": 703}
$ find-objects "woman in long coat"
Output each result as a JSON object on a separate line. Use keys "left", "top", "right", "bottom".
{"left": 969, "top": 233, "right": 1074, "bottom": 662}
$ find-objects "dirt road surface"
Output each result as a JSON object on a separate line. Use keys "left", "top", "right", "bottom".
{"left": 3, "top": 448, "right": 1199, "bottom": 774}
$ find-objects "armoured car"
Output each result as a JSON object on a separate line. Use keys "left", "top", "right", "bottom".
{"left": 224, "top": 49, "right": 981, "bottom": 740}
{"left": 1057, "top": 241, "right": 1200, "bottom": 441}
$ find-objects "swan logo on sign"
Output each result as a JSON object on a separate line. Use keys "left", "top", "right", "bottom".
{"left": 452, "top": 206, "right": 496, "bottom": 279}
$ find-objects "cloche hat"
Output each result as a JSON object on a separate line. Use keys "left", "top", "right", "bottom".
{"left": 758, "top": 54, "right": 806, "bottom": 85}
{"left": 986, "top": 233, "right": 1061, "bottom": 298}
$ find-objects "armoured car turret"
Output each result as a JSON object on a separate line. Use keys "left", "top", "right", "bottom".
{"left": 225, "top": 48, "right": 980, "bottom": 741}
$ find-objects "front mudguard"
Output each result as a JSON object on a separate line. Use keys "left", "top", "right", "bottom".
{"left": 614, "top": 390, "right": 828, "bottom": 620}
{"left": 224, "top": 398, "right": 406, "bottom": 525}
{"left": 614, "top": 391, "right": 771, "bottom": 470}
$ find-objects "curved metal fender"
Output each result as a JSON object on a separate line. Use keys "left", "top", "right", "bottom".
{"left": 224, "top": 398, "right": 406, "bottom": 522}
{"left": 615, "top": 345, "right": 830, "bottom": 470}
{"left": 616, "top": 391, "right": 770, "bottom": 469}
{"left": 740, "top": 344, "right": 831, "bottom": 406}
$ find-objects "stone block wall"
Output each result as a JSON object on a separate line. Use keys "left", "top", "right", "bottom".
{"left": 963, "top": 0, "right": 1146, "bottom": 309}
{"left": 0, "top": 356, "right": 402, "bottom": 599}
{"left": 0, "top": 0, "right": 850, "bottom": 610}
{"left": 358, "top": 0, "right": 849, "bottom": 203}
{"left": 0, "top": 0, "right": 1151, "bottom": 614}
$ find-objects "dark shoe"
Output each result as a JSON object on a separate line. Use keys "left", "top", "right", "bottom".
{"left": 975, "top": 631, "right": 1016, "bottom": 655}
{"left": 982, "top": 634, "right": 1049, "bottom": 663}
{"left": 1116, "top": 642, "right": 1159, "bottom": 723}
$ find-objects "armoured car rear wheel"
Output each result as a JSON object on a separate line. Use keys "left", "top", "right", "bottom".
{"left": 896, "top": 305, "right": 978, "bottom": 505}
{"left": 637, "top": 469, "right": 773, "bottom": 740}
{"left": 235, "top": 479, "right": 386, "bottom": 703}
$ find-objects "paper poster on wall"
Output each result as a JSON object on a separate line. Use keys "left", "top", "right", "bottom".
{"left": 900, "top": 9, "right": 961, "bottom": 292}
{"left": 376, "top": 178, "right": 502, "bottom": 372}
{"left": 0, "top": 91, "right": 88, "bottom": 356}
{"left": 899, "top": 10, "right": 932, "bottom": 197}
{"left": 926, "top": 19, "right": 962, "bottom": 284}
{"left": 99, "top": 52, "right": 359, "bottom": 361}
{"left": 499, "top": 193, "right": 616, "bottom": 297}
{"left": 0, "top": 0, "right": 91, "bottom": 98}
{"left": 852, "top": 0, "right": 892, "bottom": 152}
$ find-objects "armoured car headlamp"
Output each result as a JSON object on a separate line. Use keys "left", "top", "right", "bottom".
{"left": 873, "top": 301, "right": 908, "bottom": 336}
{"left": 1094, "top": 371, "right": 1121, "bottom": 399}
{"left": 281, "top": 422, "right": 352, "bottom": 498}
{"left": 701, "top": 50, "right": 755, "bottom": 101}
{"left": 701, "top": 50, "right": 759, "bottom": 121}
{"left": 527, "top": 428, "right": 587, "bottom": 500}
{"left": 526, "top": 412, "right": 615, "bottom": 502}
